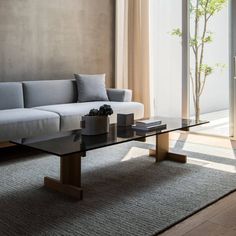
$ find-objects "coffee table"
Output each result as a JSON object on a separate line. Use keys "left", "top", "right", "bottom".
{"left": 13, "top": 117, "right": 208, "bottom": 200}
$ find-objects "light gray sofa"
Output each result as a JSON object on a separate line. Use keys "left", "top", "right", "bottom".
{"left": 0, "top": 80, "right": 144, "bottom": 141}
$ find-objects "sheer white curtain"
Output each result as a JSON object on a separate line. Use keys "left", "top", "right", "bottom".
{"left": 115, "top": 0, "right": 150, "bottom": 117}
{"left": 149, "top": 0, "right": 183, "bottom": 117}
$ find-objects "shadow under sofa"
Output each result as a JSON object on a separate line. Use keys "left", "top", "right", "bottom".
{"left": 0, "top": 79, "right": 144, "bottom": 142}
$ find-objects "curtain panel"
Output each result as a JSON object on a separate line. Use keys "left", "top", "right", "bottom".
{"left": 115, "top": 0, "right": 150, "bottom": 117}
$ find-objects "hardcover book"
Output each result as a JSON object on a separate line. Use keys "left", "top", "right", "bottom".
{"left": 136, "top": 119, "right": 162, "bottom": 127}
{"left": 132, "top": 123, "right": 167, "bottom": 132}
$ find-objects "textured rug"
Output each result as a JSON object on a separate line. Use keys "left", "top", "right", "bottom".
{"left": 0, "top": 140, "right": 236, "bottom": 236}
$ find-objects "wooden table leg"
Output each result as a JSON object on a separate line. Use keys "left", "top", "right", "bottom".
{"left": 149, "top": 133, "right": 187, "bottom": 163}
{"left": 44, "top": 153, "right": 83, "bottom": 200}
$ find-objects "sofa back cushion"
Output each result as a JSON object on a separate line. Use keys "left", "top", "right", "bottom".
{"left": 0, "top": 82, "right": 24, "bottom": 110}
{"left": 74, "top": 74, "right": 109, "bottom": 102}
{"left": 23, "top": 80, "right": 78, "bottom": 108}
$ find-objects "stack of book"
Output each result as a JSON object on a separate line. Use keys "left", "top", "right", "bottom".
{"left": 132, "top": 119, "right": 166, "bottom": 132}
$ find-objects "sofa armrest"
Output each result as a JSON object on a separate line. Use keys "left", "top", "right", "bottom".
{"left": 106, "top": 89, "right": 132, "bottom": 102}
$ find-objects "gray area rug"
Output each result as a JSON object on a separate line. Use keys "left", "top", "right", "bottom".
{"left": 0, "top": 141, "right": 236, "bottom": 236}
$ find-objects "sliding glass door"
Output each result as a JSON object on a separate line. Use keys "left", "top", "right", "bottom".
{"left": 186, "top": 0, "right": 230, "bottom": 136}
{"left": 150, "top": 0, "right": 236, "bottom": 138}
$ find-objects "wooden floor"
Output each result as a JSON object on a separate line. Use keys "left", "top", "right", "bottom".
{"left": 160, "top": 190, "right": 236, "bottom": 236}
{"left": 158, "top": 132, "right": 236, "bottom": 236}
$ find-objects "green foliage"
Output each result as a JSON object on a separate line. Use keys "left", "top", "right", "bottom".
{"left": 200, "top": 63, "right": 226, "bottom": 79}
{"left": 200, "top": 64, "right": 213, "bottom": 77}
{"left": 202, "top": 31, "right": 213, "bottom": 43}
{"left": 190, "top": 38, "right": 198, "bottom": 47}
{"left": 171, "top": 28, "right": 182, "bottom": 37}
{"left": 203, "top": 0, "right": 227, "bottom": 15}
{"left": 191, "top": 0, "right": 227, "bottom": 18}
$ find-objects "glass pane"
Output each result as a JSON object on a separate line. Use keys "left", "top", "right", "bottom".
{"left": 189, "top": 0, "right": 229, "bottom": 136}
{"left": 13, "top": 119, "right": 208, "bottom": 156}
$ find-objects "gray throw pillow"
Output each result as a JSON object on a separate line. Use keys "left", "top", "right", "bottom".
{"left": 74, "top": 74, "right": 109, "bottom": 102}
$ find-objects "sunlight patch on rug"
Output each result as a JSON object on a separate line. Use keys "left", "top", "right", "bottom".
{"left": 188, "top": 157, "right": 236, "bottom": 173}
{"left": 121, "top": 147, "right": 150, "bottom": 162}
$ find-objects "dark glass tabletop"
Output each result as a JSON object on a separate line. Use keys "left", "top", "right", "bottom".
{"left": 13, "top": 117, "right": 208, "bottom": 156}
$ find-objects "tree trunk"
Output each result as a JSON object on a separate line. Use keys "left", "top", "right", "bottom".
{"left": 195, "top": 95, "right": 200, "bottom": 123}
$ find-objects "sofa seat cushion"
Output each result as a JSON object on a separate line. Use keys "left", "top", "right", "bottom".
{"left": 35, "top": 102, "right": 144, "bottom": 131}
{"left": 0, "top": 109, "right": 60, "bottom": 141}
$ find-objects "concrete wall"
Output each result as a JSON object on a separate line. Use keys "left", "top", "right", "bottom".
{"left": 0, "top": 0, "right": 115, "bottom": 87}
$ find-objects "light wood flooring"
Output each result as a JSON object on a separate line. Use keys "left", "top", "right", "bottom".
{"left": 158, "top": 132, "right": 236, "bottom": 236}
{"left": 160, "top": 190, "right": 236, "bottom": 236}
